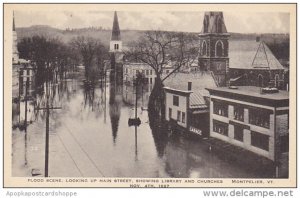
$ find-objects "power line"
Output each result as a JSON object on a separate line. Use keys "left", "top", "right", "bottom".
{"left": 56, "top": 132, "right": 84, "bottom": 177}
{"left": 61, "top": 123, "right": 105, "bottom": 177}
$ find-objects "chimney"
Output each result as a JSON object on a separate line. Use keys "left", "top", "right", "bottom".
{"left": 188, "top": 82, "right": 192, "bottom": 91}
{"left": 256, "top": 36, "right": 260, "bottom": 42}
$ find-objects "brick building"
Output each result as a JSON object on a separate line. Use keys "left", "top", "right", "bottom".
{"left": 206, "top": 86, "right": 289, "bottom": 161}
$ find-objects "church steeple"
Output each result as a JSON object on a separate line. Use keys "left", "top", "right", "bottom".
{"left": 12, "top": 11, "right": 19, "bottom": 64}
{"left": 111, "top": 11, "right": 121, "bottom": 41}
{"left": 201, "top": 12, "right": 227, "bottom": 34}
{"left": 110, "top": 11, "right": 122, "bottom": 52}
{"left": 13, "top": 11, "right": 15, "bottom": 31}
{"left": 198, "top": 11, "right": 230, "bottom": 86}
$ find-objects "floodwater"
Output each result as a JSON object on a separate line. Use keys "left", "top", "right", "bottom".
{"left": 12, "top": 72, "right": 283, "bottom": 178}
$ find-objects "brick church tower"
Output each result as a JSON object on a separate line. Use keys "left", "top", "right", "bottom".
{"left": 198, "top": 12, "right": 230, "bottom": 86}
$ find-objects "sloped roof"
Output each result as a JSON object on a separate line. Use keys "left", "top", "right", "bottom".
{"left": 229, "top": 40, "right": 284, "bottom": 70}
{"left": 164, "top": 72, "right": 217, "bottom": 109}
{"left": 164, "top": 71, "right": 218, "bottom": 96}
{"left": 111, "top": 11, "right": 121, "bottom": 41}
{"left": 201, "top": 12, "right": 228, "bottom": 34}
{"left": 190, "top": 91, "right": 208, "bottom": 109}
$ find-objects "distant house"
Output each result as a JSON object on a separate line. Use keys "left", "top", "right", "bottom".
{"left": 123, "top": 62, "right": 156, "bottom": 85}
{"left": 206, "top": 86, "right": 289, "bottom": 161}
{"left": 229, "top": 40, "right": 286, "bottom": 89}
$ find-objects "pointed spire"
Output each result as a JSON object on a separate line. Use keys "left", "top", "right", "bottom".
{"left": 111, "top": 11, "right": 121, "bottom": 41}
{"left": 201, "top": 12, "right": 227, "bottom": 34}
{"left": 13, "top": 11, "right": 15, "bottom": 31}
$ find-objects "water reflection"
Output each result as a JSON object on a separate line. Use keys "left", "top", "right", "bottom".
{"left": 11, "top": 71, "right": 284, "bottom": 178}
{"left": 109, "top": 70, "right": 122, "bottom": 144}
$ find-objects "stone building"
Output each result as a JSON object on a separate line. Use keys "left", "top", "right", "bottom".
{"left": 229, "top": 40, "right": 286, "bottom": 89}
{"left": 198, "top": 12, "right": 230, "bottom": 86}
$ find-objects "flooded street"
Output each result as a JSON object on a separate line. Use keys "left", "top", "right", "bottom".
{"left": 12, "top": 73, "right": 278, "bottom": 178}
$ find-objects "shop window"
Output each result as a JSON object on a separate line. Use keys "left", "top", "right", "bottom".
{"left": 213, "top": 120, "right": 228, "bottom": 136}
{"left": 213, "top": 101, "right": 228, "bottom": 117}
{"left": 249, "top": 108, "right": 270, "bottom": 129}
{"left": 234, "top": 106, "right": 244, "bottom": 122}
{"left": 251, "top": 131, "right": 269, "bottom": 151}
{"left": 234, "top": 125, "right": 244, "bottom": 142}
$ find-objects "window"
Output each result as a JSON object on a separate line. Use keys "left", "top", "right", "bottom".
{"left": 275, "top": 74, "right": 280, "bottom": 88}
{"left": 150, "top": 78, "right": 152, "bottom": 84}
{"left": 182, "top": 112, "right": 186, "bottom": 123}
{"left": 251, "top": 131, "right": 269, "bottom": 151}
{"left": 258, "top": 75, "right": 263, "bottom": 87}
{"left": 213, "top": 120, "right": 228, "bottom": 136}
{"left": 213, "top": 101, "right": 228, "bottom": 117}
{"left": 173, "top": 95, "right": 179, "bottom": 106}
{"left": 201, "top": 41, "right": 207, "bottom": 56}
{"left": 234, "top": 125, "right": 244, "bottom": 142}
{"left": 150, "top": 70, "right": 152, "bottom": 75}
{"left": 215, "top": 40, "right": 224, "bottom": 57}
{"left": 249, "top": 109, "right": 270, "bottom": 129}
{"left": 146, "top": 70, "right": 149, "bottom": 75}
{"left": 234, "top": 106, "right": 244, "bottom": 122}
{"left": 114, "top": 44, "right": 119, "bottom": 50}
{"left": 27, "top": 69, "right": 30, "bottom": 75}
{"left": 169, "top": 108, "right": 172, "bottom": 119}
{"left": 177, "top": 111, "right": 181, "bottom": 122}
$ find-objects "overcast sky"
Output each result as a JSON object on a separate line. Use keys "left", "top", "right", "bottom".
{"left": 14, "top": 11, "right": 290, "bottom": 34}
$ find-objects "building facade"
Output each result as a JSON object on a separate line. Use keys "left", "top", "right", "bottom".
{"left": 198, "top": 12, "right": 230, "bottom": 86}
{"left": 229, "top": 41, "right": 286, "bottom": 89}
{"left": 206, "top": 86, "right": 289, "bottom": 161}
{"left": 164, "top": 86, "right": 209, "bottom": 137}
{"left": 123, "top": 62, "right": 156, "bottom": 85}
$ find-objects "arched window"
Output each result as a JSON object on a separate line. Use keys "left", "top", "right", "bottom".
{"left": 201, "top": 41, "right": 207, "bottom": 56}
{"left": 215, "top": 40, "right": 224, "bottom": 57}
{"left": 203, "top": 16, "right": 209, "bottom": 33}
{"left": 275, "top": 74, "right": 280, "bottom": 88}
{"left": 258, "top": 74, "right": 264, "bottom": 87}
{"left": 216, "top": 17, "right": 223, "bottom": 33}
{"left": 114, "top": 44, "right": 119, "bottom": 50}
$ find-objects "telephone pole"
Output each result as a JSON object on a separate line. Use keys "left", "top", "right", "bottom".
{"left": 35, "top": 66, "right": 61, "bottom": 177}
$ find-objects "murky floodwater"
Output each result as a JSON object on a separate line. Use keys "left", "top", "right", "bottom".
{"left": 12, "top": 73, "right": 281, "bottom": 178}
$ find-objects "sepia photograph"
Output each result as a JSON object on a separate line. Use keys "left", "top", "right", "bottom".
{"left": 3, "top": 3, "right": 296, "bottom": 188}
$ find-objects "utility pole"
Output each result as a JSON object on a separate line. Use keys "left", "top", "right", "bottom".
{"left": 24, "top": 79, "right": 28, "bottom": 133}
{"left": 35, "top": 66, "right": 61, "bottom": 177}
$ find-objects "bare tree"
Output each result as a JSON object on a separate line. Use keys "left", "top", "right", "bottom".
{"left": 124, "top": 31, "right": 198, "bottom": 119}
{"left": 125, "top": 30, "right": 198, "bottom": 84}
{"left": 70, "top": 36, "right": 107, "bottom": 81}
